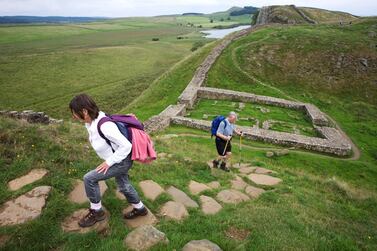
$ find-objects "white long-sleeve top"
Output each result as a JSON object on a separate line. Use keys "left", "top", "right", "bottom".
{"left": 85, "top": 111, "right": 132, "bottom": 166}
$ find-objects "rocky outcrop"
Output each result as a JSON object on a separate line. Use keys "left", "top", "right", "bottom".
{"left": 0, "top": 110, "right": 62, "bottom": 124}
{"left": 255, "top": 5, "right": 317, "bottom": 25}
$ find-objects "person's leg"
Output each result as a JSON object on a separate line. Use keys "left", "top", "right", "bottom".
{"left": 114, "top": 157, "right": 147, "bottom": 219}
{"left": 220, "top": 142, "right": 232, "bottom": 172}
{"left": 79, "top": 158, "right": 132, "bottom": 227}
{"left": 214, "top": 138, "right": 226, "bottom": 168}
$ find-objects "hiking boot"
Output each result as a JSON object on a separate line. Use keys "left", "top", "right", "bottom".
{"left": 212, "top": 160, "right": 220, "bottom": 168}
{"left": 78, "top": 209, "right": 106, "bottom": 228}
{"left": 124, "top": 207, "right": 148, "bottom": 219}
{"left": 220, "top": 162, "right": 230, "bottom": 172}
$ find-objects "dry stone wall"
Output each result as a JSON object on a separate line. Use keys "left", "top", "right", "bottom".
{"left": 143, "top": 25, "right": 352, "bottom": 156}
{"left": 171, "top": 116, "right": 351, "bottom": 156}
{"left": 0, "top": 110, "right": 62, "bottom": 124}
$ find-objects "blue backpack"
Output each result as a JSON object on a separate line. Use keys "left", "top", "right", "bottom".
{"left": 211, "top": 116, "right": 227, "bottom": 137}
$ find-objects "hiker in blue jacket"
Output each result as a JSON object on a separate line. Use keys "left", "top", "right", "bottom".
{"left": 213, "top": 111, "right": 242, "bottom": 172}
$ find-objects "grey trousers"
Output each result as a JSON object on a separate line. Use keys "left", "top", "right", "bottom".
{"left": 83, "top": 156, "right": 141, "bottom": 204}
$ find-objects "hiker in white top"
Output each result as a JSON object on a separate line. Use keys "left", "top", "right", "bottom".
{"left": 69, "top": 93, "right": 147, "bottom": 228}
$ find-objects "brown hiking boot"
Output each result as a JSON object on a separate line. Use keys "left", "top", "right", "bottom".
{"left": 212, "top": 160, "right": 219, "bottom": 168}
{"left": 124, "top": 207, "right": 148, "bottom": 219}
{"left": 220, "top": 162, "right": 230, "bottom": 172}
{"left": 78, "top": 209, "right": 106, "bottom": 228}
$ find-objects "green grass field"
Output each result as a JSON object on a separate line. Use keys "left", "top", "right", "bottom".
{"left": 0, "top": 15, "right": 250, "bottom": 118}
{"left": 187, "top": 99, "right": 317, "bottom": 136}
{"left": 0, "top": 11, "right": 377, "bottom": 251}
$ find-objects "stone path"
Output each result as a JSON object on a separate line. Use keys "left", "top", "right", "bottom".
{"left": 200, "top": 195, "right": 222, "bottom": 215}
{"left": 8, "top": 168, "right": 48, "bottom": 191}
{"left": 231, "top": 176, "right": 248, "bottom": 190}
{"left": 124, "top": 225, "right": 168, "bottom": 251}
{"left": 160, "top": 201, "right": 189, "bottom": 220}
{"left": 216, "top": 189, "right": 250, "bottom": 204}
{"left": 188, "top": 180, "right": 211, "bottom": 195}
{"left": 182, "top": 239, "right": 222, "bottom": 251}
{"left": 245, "top": 185, "right": 265, "bottom": 198}
{"left": 248, "top": 174, "right": 282, "bottom": 186}
{"left": 139, "top": 180, "right": 164, "bottom": 201}
{"left": 123, "top": 206, "right": 158, "bottom": 229}
{"left": 61, "top": 208, "right": 109, "bottom": 234}
{"left": 0, "top": 186, "right": 51, "bottom": 226}
{"left": 166, "top": 186, "right": 198, "bottom": 208}
{"left": 68, "top": 179, "right": 108, "bottom": 204}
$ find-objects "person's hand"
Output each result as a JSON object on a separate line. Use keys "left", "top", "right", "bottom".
{"left": 225, "top": 136, "right": 232, "bottom": 141}
{"left": 96, "top": 161, "right": 110, "bottom": 174}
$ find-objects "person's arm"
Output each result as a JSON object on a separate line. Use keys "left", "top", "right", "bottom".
{"left": 100, "top": 122, "right": 132, "bottom": 166}
{"left": 216, "top": 121, "right": 231, "bottom": 141}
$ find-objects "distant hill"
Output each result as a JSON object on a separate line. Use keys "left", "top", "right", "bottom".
{"left": 0, "top": 16, "right": 108, "bottom": 24}
{"left": 230, "top": 6, "right": 259, "bottom": 16}
{"left": 182, "top": 13, "right": 204, "bottom": 16}
{"left": 254, "top": 5, "right": 357, "bottom": 25}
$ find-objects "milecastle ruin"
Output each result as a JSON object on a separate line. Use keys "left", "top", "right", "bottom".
{"left": 144, "top": 26, "right": 353, "bottom": 156}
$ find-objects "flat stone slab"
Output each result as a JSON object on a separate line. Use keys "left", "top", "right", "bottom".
{"left": 239, "top": 166, "right": 256, "bottom": 174}
{"left": 61, "top": 208, "right": 109, "bottom": 234}
{"left": 68, "top": 179, "right": 108, "bottom": 204}
{"left": 123, "top": 206, "right": 158, "bottom": 229}
{"left": 207, "top": 181, "right": 221, "bottom": 189}
{"left": 139, "top": 180, "right": 164, "bottom": 201}
{"left": 245, "top": 186, "right": 265, "bottom": 199}
{"left": 248, "top": 174, "right": 282, "bottom": 186}
{"left": 166, "top": 186, "right": 198, "bottom": 208}
{"left": 8, "top": 168, "right": 48, "bottom": 191}
{"left": 182, "top": 239, "right": 222, "bottom": 251}
{"left": 200, "top": 195, "right": 222, "bottom": 215}
{"left": 160, "top": 201, "right": 188, "bottom": 220}
{"left": 189, "top": 180, "right": 211, "bottom": 195}
{"left": 231, "top": 176, "right": 248, "bottom": 190}
{"left": 0, "top": 186, "right": 51, "bottom": 226}
{"left": 124, "top": 225, "right": 168, "bottom": 251}
{"left": 254, "top": 167, "right": 276, "bottom": 174}
{"left": 115, "top": 189, "right": 125, "bottom": 200}
{"left": 216, "top": 189, "right": 249, "bottom": 204}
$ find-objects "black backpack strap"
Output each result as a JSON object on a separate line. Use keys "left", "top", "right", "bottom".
{"left": 97, "top": 117, "right": 115, "bottom": 153}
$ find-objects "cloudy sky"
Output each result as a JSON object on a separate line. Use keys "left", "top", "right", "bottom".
{"left": 0, "top": 0, "right": 375, "bottom": 17}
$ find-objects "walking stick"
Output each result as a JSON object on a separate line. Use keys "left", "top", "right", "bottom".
{"left": 239, "top": 134, "right": 242, "bottom": 167}
{"left": 222, "top": 138, "right": 230, "bottom": 156}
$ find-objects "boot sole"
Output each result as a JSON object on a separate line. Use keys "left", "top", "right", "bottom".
{"left": 124, "top": 210, "right": 148, "bottom": 220}
{"left": 78, "top": 215, "right": 106, "bottom": 228}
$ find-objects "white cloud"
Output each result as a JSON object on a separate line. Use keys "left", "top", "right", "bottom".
{"left": 0, "top": 0, "right": 375, "bottom": 17}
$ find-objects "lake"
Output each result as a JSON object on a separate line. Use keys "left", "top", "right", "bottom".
{"left": 201, "top": 25, "right": 251, "bottom": 39}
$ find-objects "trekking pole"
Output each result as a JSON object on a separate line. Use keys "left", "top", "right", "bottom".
{"left": 239, "top": 134, "right": 242, "bottom": 167}
{"left": 222, "top": 138, "right": 230, "bottom": 156}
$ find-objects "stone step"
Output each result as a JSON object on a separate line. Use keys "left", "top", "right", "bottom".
{"left": 139, "top": 180, "right": 165, "bottom": 201}
{"left": 124, "top": 225, "right": 169, "bottom": 251}
{"left": 254, "top": 167, "right": 276, "bottom": 174}
{"left": 207, "top": 181, "right": 221, "bottom": 189}
{"left": 247, "top": 174, "right": 282, "bottom": 186}
{"left": 200, "top": 195, "right": 222, "bottom": 215}
{"left": 8, "top": 168, "right": 48, "bottom": 191}
{"left": 238, "top": 166, "right": 256, "bottom": 174}
{"left": 230, "top": 176, "right": 248, "bottom": 190}
{"left": 123, "top": 206, "right": 158, "bottom": 229}
{"left": 61, "top": 208, "right": 109, "bottom": 234}
{"left": 188, "top": 180, "right": 211, "bottom": 195}
{"left": 160, "top": 201, "right": 189, "bottom": 221}
{"left": 245, "top": 185, "right": 265, "bottom": 199}
{"left": 182, "top": 239, "right": 222, "bottom": 251}
{"left": 166, "top": 186, "right": 198, "bottom": 208}
{"left": 216, "top": 189, "right": 250, "bottom": 204}
{"left": 68, "top": 179, "right": 108, "bottom": 204}
{"left": 0, "top": 186, "right": 51, "bottom": 226}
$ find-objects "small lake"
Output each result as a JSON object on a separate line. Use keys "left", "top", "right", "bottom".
{"left": 201, "top": 25, "right": 251, "bottom": 39}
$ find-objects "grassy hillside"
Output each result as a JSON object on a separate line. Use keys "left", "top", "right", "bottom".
{"left": 1, "top": 9, "right": 377, "bottom": 251}
{"left": 299, "top": 7, "right": 358, "bottom": 23}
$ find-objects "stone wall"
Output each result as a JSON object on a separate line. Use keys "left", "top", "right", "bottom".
{"left": 0, "top": 110, "right": 62, "bottom": 124}
{"left": 171, "top": 116, "right": 351, "bottom": 156}
{"left": 291, "top": 5, "right": 317, "bottom": 24}
{"left": 197, "top": 87, "right": 329, "bottom": 126}
{"left": 178, "top": 28, "right": 252, "bottom": 108}
{"left": 144, "top": 104, "right": 186, "bottom": 133}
